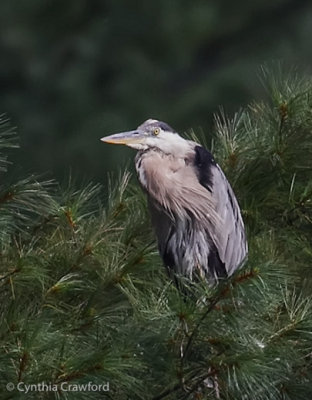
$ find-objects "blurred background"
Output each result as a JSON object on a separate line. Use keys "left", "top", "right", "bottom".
{"left": 0, "top": 0, "right": 312, "bottom": 183}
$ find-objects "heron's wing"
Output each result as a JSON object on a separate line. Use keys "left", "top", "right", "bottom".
{"left": 193, "top": 146, "right": 247, "bottom": 276}
{"left": 147, "top": 196, "right": 175, "bottom": 269}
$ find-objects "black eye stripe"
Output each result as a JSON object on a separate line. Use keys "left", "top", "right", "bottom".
{"left": 157, "top": 122, "right": 175, "bottom": 132}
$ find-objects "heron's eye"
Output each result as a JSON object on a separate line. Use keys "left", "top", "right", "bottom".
{"left": 154, "top": 128, "right": 160, "bottom": 136}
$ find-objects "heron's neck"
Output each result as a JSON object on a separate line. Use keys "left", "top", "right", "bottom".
{"left": 134, "top": 143, "right": 194, "bottom": 194}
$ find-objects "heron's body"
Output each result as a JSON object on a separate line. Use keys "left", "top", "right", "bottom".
{"left": 101, "top": 119, "right": 247, "bottom": 282}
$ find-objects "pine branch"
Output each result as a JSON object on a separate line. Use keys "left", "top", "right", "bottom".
{"left": 0, "top": 115, "right": 18, "bottom": 173}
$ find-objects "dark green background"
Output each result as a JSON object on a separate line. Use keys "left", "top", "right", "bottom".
{"left": 1, "top": 0, "right": 311, "bottom": 182}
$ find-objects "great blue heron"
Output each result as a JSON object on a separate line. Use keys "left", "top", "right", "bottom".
{"left": 101, "top": 119, "right": 247, "bottom": 282}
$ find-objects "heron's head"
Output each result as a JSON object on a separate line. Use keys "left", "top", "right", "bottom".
{"left": 101, "top": 119, "right": 186, "bottom": 153}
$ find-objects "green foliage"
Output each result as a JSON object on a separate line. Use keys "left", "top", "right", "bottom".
{"left": 1, "top": 70, "right": 312, "bottom": 399}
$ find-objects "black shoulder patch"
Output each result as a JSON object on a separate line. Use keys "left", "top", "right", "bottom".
{"left": 194, "top": 146, "right": 216, "bottom": 192}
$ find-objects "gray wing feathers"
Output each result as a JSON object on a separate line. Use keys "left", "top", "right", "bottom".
{"left": 147, "top": 196, "right": 173, "bottom": 257}
{"left": 211, "top": 165, "right": 247, "bottom": 275}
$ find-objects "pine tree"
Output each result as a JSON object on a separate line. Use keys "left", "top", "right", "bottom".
{"left": 1, "top": 69, "right": 312, "bottom": 400}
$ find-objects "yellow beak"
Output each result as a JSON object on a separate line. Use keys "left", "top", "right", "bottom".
{"left": 101, "top": 130, "right": 144, "bottom": 145}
